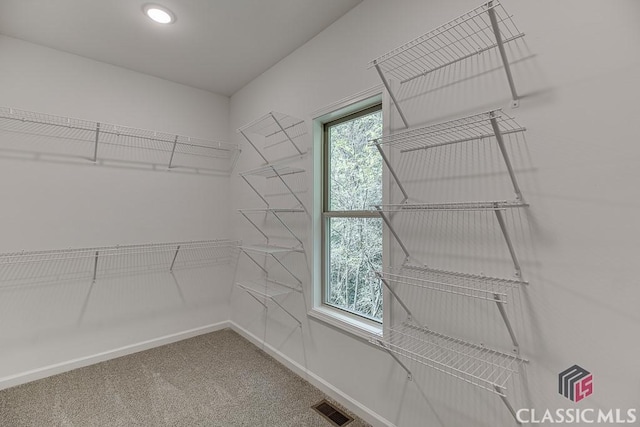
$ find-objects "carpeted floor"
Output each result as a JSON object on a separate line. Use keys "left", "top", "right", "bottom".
{"left": 0, "top": 329, "right": 370, "bottom": 426}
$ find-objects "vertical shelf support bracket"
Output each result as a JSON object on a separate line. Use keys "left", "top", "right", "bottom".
{"left": 376, "top": 144, "right": 409, "bottom": 203}
{"left": 494, "top": 207, "right": 522, "bottom": 278}
{"left": 375, "top": 206, "right": 411, "bottom": 263}
{"left": 490, "top": 113, "right": 523, "bottom": 201}
{"left": 240, "top": 212, "right": 270, "bottom": 243}
{"left": 487, "top": 1, "right": 520, "bottom": 107}
{"left": 240, "top": 250, "right": 269, "bottom": 276}
{"left": 168, "top": 135, "right": 179, "bottom": 169}
{"left": 377, "top": 273, "right": 415, "bottom": 322}
{"left": 271, "top": 211, "right": 304, "bottom": 247}
{"left": 494, "top": 386, "right": 522, "bottom": 425}
{"left": 373, "top": 60, "right": 409, "bottom": 129}
{"left": 493, "top": 293, "right": 519, "bottom": 350}
{"left": 270, "top": 112, "right": 304, "bottom": 155}
{"left": 93, "top": 123, "right": 100, "bottom": 163}
{"left": 92, "top": 251, "right": 99, "bottom": 283}
{"left": 271, "top": 166, "right": 308, "bottom": 214}
{"left": 378, "top": 340, "right": 413, "bottom": 381}
{"left": 241, "top": 175, "right": 270, "bottom": 207}
{"left": 271, "top": 298, "right": 302, "bottom": 327}
{"left": 170, "top": 245, "right": 181, "bottom": 272}
{"left": 269, "top": 253, "right": 302, "bottom": 285}
{"left": 240, "top": 130, "right": 269, "bottom": 164}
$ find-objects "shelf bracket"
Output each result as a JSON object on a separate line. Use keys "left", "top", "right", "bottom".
{"left": 494, "top": 386, "right": 522, "bottom": 425}
{"left": 240, "top": 249, "right": 269, "bottom": 276}
{"left": 377, "top": 339, "right": 412, "bottom": 381}
{"left": 93, "top": 123, "right": 100, "bottom": 163}
{"left": 169, "top": 245, "right": 181, "bottom": 272}
{"left": 373, "top": 60, "right": 409, "bottom": 129}
{"left": 240, "top": 130, "right": 269, "bottom": 164}
{"left": 241, "top": 175, "right": 270, "bottom": 207}
{"left": 493, "top": 293, "right": 519, "bottom": 350}
{"left": 92, "top": 250, "right": 99, "bottom": 283}
{"left": 168, "top": 135, "right": 179, "bottom": 169}
{"left": 487, "top": 1, "right": 520, "bottom": 107}
{"left": 489, "top": 113, "right": 523, "bottom": 201}
{"left": 375, "top": 206, "right": 411, "bottom": 263}
{"left": 493, "top": 207, "right": 523, "bottom": 279}
{"left": 244, "top": 289, "right": 268, "bottom": 309}
{"left": 270, "top": 112, "right": 304, "bottom": 156}
{"left": 377, "top": 273, "right": 415, "bottom": 323}
{"left": 240, "top": 212, "right": 270, "bottom": 242}
{"left": 376, "top": 144, "right": 409, "bottom": 203}
{"left": 271, "top": 211, "right": 304, "bottom": 247}
{"left": 270, "top": 298, "right": 302, "bottom": 327}
{"left": 269, "top": 253, "right": 302, "bottom": 285}
{"left": 271, "top": 166, "right": 308, "bottom": 214}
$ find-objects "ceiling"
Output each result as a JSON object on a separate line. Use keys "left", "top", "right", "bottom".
{"left": 0, "top": 0, "right": 363, "bottom": 97}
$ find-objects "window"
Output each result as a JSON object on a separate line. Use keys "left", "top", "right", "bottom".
{"left": 322, "top": 104, "right": 383, "bottom": 322}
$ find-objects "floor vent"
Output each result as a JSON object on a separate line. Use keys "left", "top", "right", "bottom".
{"left": 312, "top": 399, "right": 353, "bottom": 426}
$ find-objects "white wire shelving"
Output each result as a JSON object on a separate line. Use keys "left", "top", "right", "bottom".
{"left": 376, "top": 265, "right": 526, "bottom": 348}
{"left": 235, "top": 280, "right": 302, "bottom": 326}
{"left": 0, "top": 107, "right": 240, "bottom": 174}
{"left": 238, "top": 208, "right": 305, "bottom": 248}
{"left": 369, "top": 0, "right": 525, "bottom": 128}
{"left": 370, "top": 321, "right": 525, "bottom": 421}
{"left": 237, "top": 111, "right": 307, "bottom": 163}
{"left": 372, "top": 109, "right": 526, "bottom": 204}
{"left": 0, "top": 239, "right": 240, "bottom": 287}
{"left": 238, "top": 244, "right": 304, "bottom": 288}
{"left": 374, "top": 200, "right": 527, "bottom": 278}
{"left": 240, "top": 164, "right": 307, "bottom": 213}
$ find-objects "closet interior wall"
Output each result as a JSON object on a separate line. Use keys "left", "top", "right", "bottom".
{"left": 0, "top": 35, "right": 235, "bottom": 384}
{"left": 229, "top": 0, "right": 640, "bottom": 426}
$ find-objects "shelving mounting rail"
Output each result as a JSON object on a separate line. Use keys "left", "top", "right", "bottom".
{"left": 369, "top": 0, "right": 524, "bottom": 128}
{"left": 371, "top": 321, "right": 527, "bottom": 423}
{"left": 373, "top": 109, "right": 526, "bottom": 203}
{"left": 375, "top": 200, "right": 528, "bottom": 278}
{"left": 376, "top": 264, "right": 526, "bottom": 349}
{"left": 237, "top": 111, "right": 307, "bottom": 163}
{"left": 0, "top": 107, "right": 240, "bottom": 173}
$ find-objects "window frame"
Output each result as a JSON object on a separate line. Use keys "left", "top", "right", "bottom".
{"left": 321, "top": 104, "right": 383, "bottom": 323}
{"left": 308, "top": 86, "right": 388, "bottom": 339}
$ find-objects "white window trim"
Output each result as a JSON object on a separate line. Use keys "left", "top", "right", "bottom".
{"left": 308, "top": 85, "right": 390, "bottom": 341}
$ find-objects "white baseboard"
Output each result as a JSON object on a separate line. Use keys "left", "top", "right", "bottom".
{"left": 229, "top": 321, "right": 396, "bottom": 427}
{"left": 0, "top": 321, "right": 230, "bottom": 391}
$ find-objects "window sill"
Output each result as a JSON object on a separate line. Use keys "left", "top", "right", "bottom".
{"left": 308, "top": 306, "right": 382, "bottom": 342}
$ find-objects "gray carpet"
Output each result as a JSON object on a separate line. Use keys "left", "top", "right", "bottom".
{"left": 0, "top": 329, "right": 370, "bottom": 427}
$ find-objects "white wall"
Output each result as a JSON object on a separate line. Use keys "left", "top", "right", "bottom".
{"left": 0, "top": 35, "right": 234, "bottom": 384}
{"left": 229, "top": 0, "right": 640, "bottom": 426}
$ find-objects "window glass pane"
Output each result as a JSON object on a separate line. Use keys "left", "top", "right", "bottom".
{"left": 328, "top": 110, "right": 383, "bottom": 211}
{"left": 327, "top": 217, "right": 383, "bottom": 321}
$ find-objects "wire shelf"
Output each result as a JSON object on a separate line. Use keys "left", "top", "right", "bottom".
{"left": 0, "top": 107, "right": 240, "bottom": 173}
{"left": 373, "top": 321, "right": 525, "bottom": 393}
{"left": 239, "top": 244, "right": 303, "bottom": 254}
{"left": 369, "top": 1, "right": 523, "bottom": 85}
{"left": 238, "top": 111, "right": 306, "bottom": 152}
{"left": 373, "top": 109, "right": 524, "bottom": 153}
{"left": 376, "top": 200, "right": 527, "bottom": 212}
{"left": 238, "top": 208, "right": 305, "bottom": 214}
{"left": 236, "top": 280, "right": 297, "bottom": 299}
{"left": 377, "top": 265, "right": 525, "bottom": 303}
{"left": 240, "top": 164, "right": 305, "bottom": 178}
{"left": 0, "top": 240, "right": 240, "bottom": 286}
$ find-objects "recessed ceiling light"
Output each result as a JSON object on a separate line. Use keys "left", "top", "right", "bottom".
{"left": 143, "top": 4, "right": 176, "bottom": 24}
